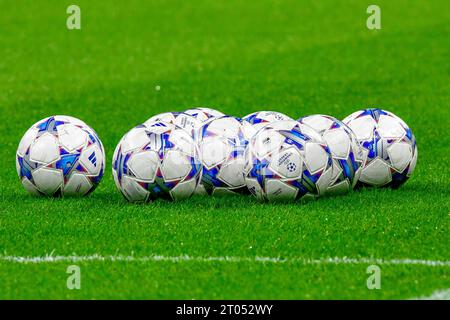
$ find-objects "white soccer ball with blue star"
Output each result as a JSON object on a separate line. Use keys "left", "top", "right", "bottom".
{"left": 198, "top": 116, "right": 248, "bottom": 195}
{"left": 144, "top": 112, "right": 202, "bottom": 139}
{"left": 242, "top": 111, "right": 294, "bottom": 140}
{"left": 182, "top": 108, "right": 227, "bottom": 194}
{"left": 343, "top": 108, "right": 418, "bottom": 188}
{"left": 16, "top": 115, "right": 105, "bottom": 196}
{"left": 298, "top": 114, "right": 364, "bottom": 194}
{"left": 112, "top": 121, "right": 201, "bottom": 202}
{"left": 244, "top": 120, "right": 333, "bottom": 202}
{"left": 146, "top": 108, "right": 226, "bottom": 195}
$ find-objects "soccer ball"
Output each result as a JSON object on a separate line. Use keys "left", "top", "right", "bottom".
{"left": 112, "top": 121, "right": 201, "bottom": 202}
{"left": 198, "top": 116, "right": 248, "bottom": 195}
{"left": 144, "top": 112, "right": 202, "bottom": 139}
{"left": 182, "top": 108, "right": 226, "bottom": 194}
{"left": 242, "top": 111, "right": 294, "bottom": 139}
{"left": 16, "top": 115, "right": 105, "bottom": 196}
{"left": 244, "top": 120, "right": 333, "bottom": 202}
{"left": 298, "top": 114, "right": 364, "bottom": 194}
{"left": 147, "top": 108, "right": 225, "bottom": 195}
{"left": 183, "top": 107, "right": 225, "bottom": 122}
{"left": 343, "top": 108, "right": 418, "bottom": 188}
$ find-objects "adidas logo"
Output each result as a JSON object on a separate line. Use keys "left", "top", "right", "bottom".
{"left": 88, "top": 152, "right": 97, "bottom": 166}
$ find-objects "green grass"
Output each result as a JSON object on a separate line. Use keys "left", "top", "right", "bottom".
{"left": 0, "top": 0, "right": 449, "bottom": 299}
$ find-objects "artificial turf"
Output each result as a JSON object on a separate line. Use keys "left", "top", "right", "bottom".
{"left": 0, "top": 0, "right": 449, "bottom": 299}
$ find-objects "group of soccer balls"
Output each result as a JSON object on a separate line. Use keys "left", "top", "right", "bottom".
{"left": 16, "top": 107, "right": 418, "bottom": 202}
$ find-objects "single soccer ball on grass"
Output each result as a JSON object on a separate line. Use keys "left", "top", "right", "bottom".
{"left": 112, "top": 121, "right": 201, "bottom": 202}
{"left": 242, "top": 111, "right": 294, "bottom": 140}
{"left": 244, "top": 120, "right": 333, "bottom": 202}
{"left": 298, "top": 114, "right": 364, "bottom": 195}
{"left": 198, "top": 116, "right": 248, "bottom": 195}
{"left": 342, "top": 108, "right": 418, "bottom": 188}
{"left": 16, "top": 115, "right": 105, "bottom": 196}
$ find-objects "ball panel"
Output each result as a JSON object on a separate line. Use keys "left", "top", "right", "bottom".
{"left": 169, "top": 178, "right": 197, "bottom": 201}
{"left": 408, "top": 145, "right": 418, "bottom": 176}
{"left": 323, "top": 128, "right": 350, "bottom": 159}
{"left": 316, "top": 166, "right": 334, "bottom": 195}
{"left": 145, "top": 112, "right": 202, "bottom": 138}
{"left": 184, "top": 107, "right": 225, "bottom": 121}
{"left": 21, "top": 178, "right": 41, "bottom": 196}
{"left": 206, "top": 117, "right": 242, "bottom": 139}
{"left": 193, "top": 183, "right": 208, "bottom": 195}
{"left": 169, "top": 129, "right": 197, "bottom": 156}
{"left": 145, "top": 122, "right": 175, "bottom": 134}
{"left": 79, "top": 145, "right": 103, "bottom": 176}
{"left": 268, "top": 148, "right": 302, "bottom": 179}
{"left": 216, "top": 158, "right": 246, "bottom": 187}
{"left": 253, "top": 129, "right": 285, "bottom": 159}
{"left": 127, "top": 150, "right": 159, "bottom": 182}
{"left": 29, "top": 133, "right": 60, "bottom": 164}
{"left": 304, "top": 142, "right": 328, "bottom": 174}
{"left": 265, "top": 179, "right": 298, "bottom": 202}
{"left": 387, "top": 142, "right": 412, "bottom": 172}
{"left": 32, "top": 167, "right": 63, "bottom": 195}
{"left": 377, "top": 115, "right": 406, "bottom": 139}
{"left": 121, "top": 128, "right": 151, "bottom": 153}
{"left": 342, "top": 110, "right": 362, "bottom": 124}
{"left": 359, "top": 158, "right": 392, "bottom": 186}
{"left": 15, "top": 155, "right": 21, "bottom": 177}
{"left": 145, "top": 112, "right": 177, "bottom": 124}
{"left": 173, "top": 114, "right": 202, "bottom": 134}
{"left": 242, "top": 111, "right": 294, "bottom": 139}
{"left": 266, "top": 120, "right": 299, "bottom": 131}
{"left": 200, "top": 137, "right": 230, "bottom": 169}
{"left": 120, "top": 175, "right": 149, "bottom": 202}
{"left": 57, "top": 124, "right": 88, "bottom": 151}
{"left": 161, "top": 150, "right": 191, "bottom": 181}
{"left": 300, "top": 193, "right": 316, "bottom": 201}
{"left": 64, "top": 173, "right": 92, "bottom": 196}
{"left": 345, "top": 116, "right": 376, "bottom": 140}
{"left": 326, "top": 180, "right": 350, "bottom": 195}
{"left": 17, "top": 127, "right": 39, "bottom": 157}
{"left": 329, "top": 160, "right": 343, "bottom": 185}
{"left": 245, "top": 177, "right": 264, "bottom": 201}
{"left": 296, "top": 123, "right": 324, "bottom": 142}
{"left": 241, "top": 122, "right": 258, "bottom": 140}
{"left": 300, "top": 115, "right": 334, "bottom": 133}
{"left": 54, "top": 115, "right": 88, "bottom": 128}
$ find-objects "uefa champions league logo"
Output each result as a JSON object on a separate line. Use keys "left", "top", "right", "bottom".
{"left": 287, "top": 162, "right": 296, "bottom": 172}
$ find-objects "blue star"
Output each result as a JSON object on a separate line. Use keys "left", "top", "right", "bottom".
{"left": 362, "top": 129, "right": 381, "bottom": 159}
{"left": 55, "top": 152, "right": 80, "bottom": 176}
{"left": 17, "top": 149, "right": 39, "bottom": 181}
{"left": 113, "top": 147, "right": 131, "bottom": 184}
{"left": 36, "top": 117, "right": 65, "bottom": 137}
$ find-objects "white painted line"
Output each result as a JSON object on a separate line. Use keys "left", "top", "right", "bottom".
{"left": 411, "top": 288, "right": 450, "bottom": 300}
{"left": 0, "top": 254, "right": 449, "bottom": 267}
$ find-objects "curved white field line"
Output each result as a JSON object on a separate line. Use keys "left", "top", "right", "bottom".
{"left": 0, "top": 254, "right": 449, "bottom": 267}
